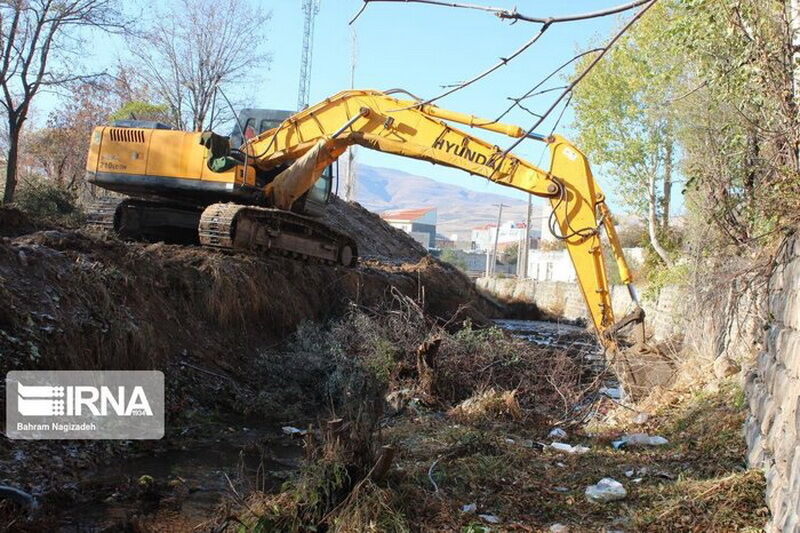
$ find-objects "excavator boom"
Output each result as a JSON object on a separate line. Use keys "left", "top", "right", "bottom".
{"left": 233, "top": 89, "right": 634, "bottom": 339}
{"left": 85, "top": 88, "right": 639, "bottom": 345}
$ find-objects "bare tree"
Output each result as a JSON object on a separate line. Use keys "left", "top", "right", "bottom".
{"left": 0, "top": 0, "right": 127, "bottom": 203}
{"left": 131, "top": 0, "right": 272, "bottom": 131}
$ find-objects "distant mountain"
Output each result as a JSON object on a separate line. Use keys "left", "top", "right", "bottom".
{"left": 351, "top": 164, "right": 542, "bottom": 237}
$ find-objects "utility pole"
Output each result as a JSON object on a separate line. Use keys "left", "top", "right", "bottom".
{"left": 297, "top": 0, "right": 321, "bottom": 110}
{"left": 488, "top": 203, "right": 507, "bottom": 277}
{"left": 518, "top": 195, "right": 533, "bottom": 278}
{"left": 342, "top": 28, "right": 358, "bottom": 201}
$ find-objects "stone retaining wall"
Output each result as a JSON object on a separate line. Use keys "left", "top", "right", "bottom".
{"left": 745, "top": 235, "right": 800, "bottom": 532}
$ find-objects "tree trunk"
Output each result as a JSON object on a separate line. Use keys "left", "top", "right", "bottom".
{"left": 661, "top": 140, "right": 672, "bottom": 230}
{"left": 3, "top": 121, "right": 21, "bottom": 204}
{"left": 647, "top": 170, "right": 673, "bottom": 266}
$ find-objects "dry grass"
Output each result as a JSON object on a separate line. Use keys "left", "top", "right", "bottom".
{"left": 375, "top": 383, "right": 767, "bottom": 532}
{"left": 448, "top": 388, "right": 523, "bottom": 423}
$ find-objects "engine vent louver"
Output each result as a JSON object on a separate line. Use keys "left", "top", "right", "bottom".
{"left": 109, "top": 128, "right": 145, "bottom": 143}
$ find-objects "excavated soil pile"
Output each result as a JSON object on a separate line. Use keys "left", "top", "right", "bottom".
{"left": 321, "top": 196, "right": 428, "bottom": 263}
{"left": 0, "top": 206, "right": 38, "bottom": 237}
{"left": 0, "top": 198, "right": 497, "bottom": 374}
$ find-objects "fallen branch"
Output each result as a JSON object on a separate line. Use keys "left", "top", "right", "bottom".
{"left": 427, "top": 456, "right": 443, "bottom": 493}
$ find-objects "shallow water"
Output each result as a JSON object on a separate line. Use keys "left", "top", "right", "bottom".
{"left": 57, "top": 423, "right": 303, "bottom": 532}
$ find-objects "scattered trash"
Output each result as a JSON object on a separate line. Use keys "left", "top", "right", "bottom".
{"left": 585, "top": 478, "right": 627, "bottom": 503}
{"left": 550, "top": 523, "right": 570, "bottom": 532}
{"left": 556, "top": 462, "right": 567, "bottom": 468}
{"left": 479, "top": 513, "right": 501, "bottom": 524}
{"left": 624, "top": 469, "right": 635, "bottom": 478}
{"left": 612, "top": 433, "right": 668, "bottom": 449}
{"left": 599, "top": 386, "right": 621, "bottom": 399}
{"left": 550, "top": 441, "right": 590, "bottom": 454}
{"left": 548, "top": 427, "right": 568, "bottom": 439}
{"left": 461, "top": 502, "right": 477, "bottom": 513}
{"left": 632, "top": 412, "right": 649, "bottom": 425}
{"left": 505, "top": 438, "right": 516, "bottom": 444}
{"left": 281, "top": 426, "right": 307, "bottom": 436}
{"left": 554, "top": 486, "right": 570, "bottom": 493}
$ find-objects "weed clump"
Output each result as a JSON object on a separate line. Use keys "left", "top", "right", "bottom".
{"left": 14, "top": 180, "right": 83, "bottom": 226}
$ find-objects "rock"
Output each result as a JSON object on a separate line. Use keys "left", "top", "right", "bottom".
{"left": 479, "top": 513, "right": 501, "bottom": 524}
{"left": 461, "top": 502, "right": 477, "bottom": 513}
{"left": 632, "top": 412, "right": 649, "bottom": 425}
{"left": 548, "top": 428, "right": 568, "bottom": 439}
{"left": 550, "top": 524, "right": 570, "bottom": 532}
{"left": 714, "top": 356, "right": 740, "bottom": 378}
{"left": 550, "top": 442, "right": 590, "bottom": 454}
{"left": 585, "top": 478, "right": 627, "bottom": 503}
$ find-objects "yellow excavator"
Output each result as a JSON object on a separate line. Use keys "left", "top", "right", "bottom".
{"left": 85, "top": 89, "right": 642, "bottom": 345}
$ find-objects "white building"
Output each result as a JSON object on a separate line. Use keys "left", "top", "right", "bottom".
{"left": 381, "top": 207, "right": 437, "bottom": 249}
{"left": 471, "top": 221, "right": 532, "bottom": 252}
{"left": 527, "top": 247, "right": 645, "bottom": 282}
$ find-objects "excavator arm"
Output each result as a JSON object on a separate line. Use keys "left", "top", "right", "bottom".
{"left": 221, "top": 89, "right": 639, "bottom": 342}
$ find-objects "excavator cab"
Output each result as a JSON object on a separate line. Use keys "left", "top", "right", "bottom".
{"left": 229, "top": 108, "right": 333, "bottom": 217}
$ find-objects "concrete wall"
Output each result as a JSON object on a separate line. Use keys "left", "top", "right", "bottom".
{"left": 745, "top": 235, "right": 800, "bottom": 532}
{"left": 475, "top": 277, "right": 684, "bottom": 341}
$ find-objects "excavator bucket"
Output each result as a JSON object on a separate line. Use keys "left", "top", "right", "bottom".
{"left": 604, "top": 309, "right": 677, "bottom": 400}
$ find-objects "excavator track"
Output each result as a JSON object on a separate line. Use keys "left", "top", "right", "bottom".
{"left": 199, "top": 203, "right": 358, "bottom": 266}
{"left": 85, "top": 197, "right": 202, "bottom": 244}
{"left": 85, "top": 197, "right": 123, "bottom": 232}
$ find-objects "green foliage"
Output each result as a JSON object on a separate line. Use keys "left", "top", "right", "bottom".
{"left": 572, "top": 1, "right": 681, "bottom": 218}
{"left": 108, "top": 101, "right": 171, "bottom": 124}
{"left": 14, "top": 178, "right": 83, "bottom": 225}
{"left": 503, "top": 243, "right": 519, "bottom": 264}
{"left": 638, "top": 226, "right": 687, "bottom": 297}
{"left": 439, "top": 248, "right": 467, "bottom": 271}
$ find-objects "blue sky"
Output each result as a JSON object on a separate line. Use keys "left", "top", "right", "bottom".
{"left": 37, "top": 0, "right": 633, "bottom": 210}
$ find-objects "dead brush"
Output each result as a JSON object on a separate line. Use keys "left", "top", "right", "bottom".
{"left": 447, "top": 387, "right": 523, "bottom": 423}
{"left": 235, "top": 412, "right": 402, "bottom": 532}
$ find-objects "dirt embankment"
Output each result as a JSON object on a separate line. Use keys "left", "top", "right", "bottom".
{"left": 0, "top": 199, "right": 497, "bottom": 374}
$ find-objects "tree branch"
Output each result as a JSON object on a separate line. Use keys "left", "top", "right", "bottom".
{"left": 352, "top": 0, "right": 653, "bottom": 25}
{"left": 500, "top": 0, "right": 658, "bottom": 158}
